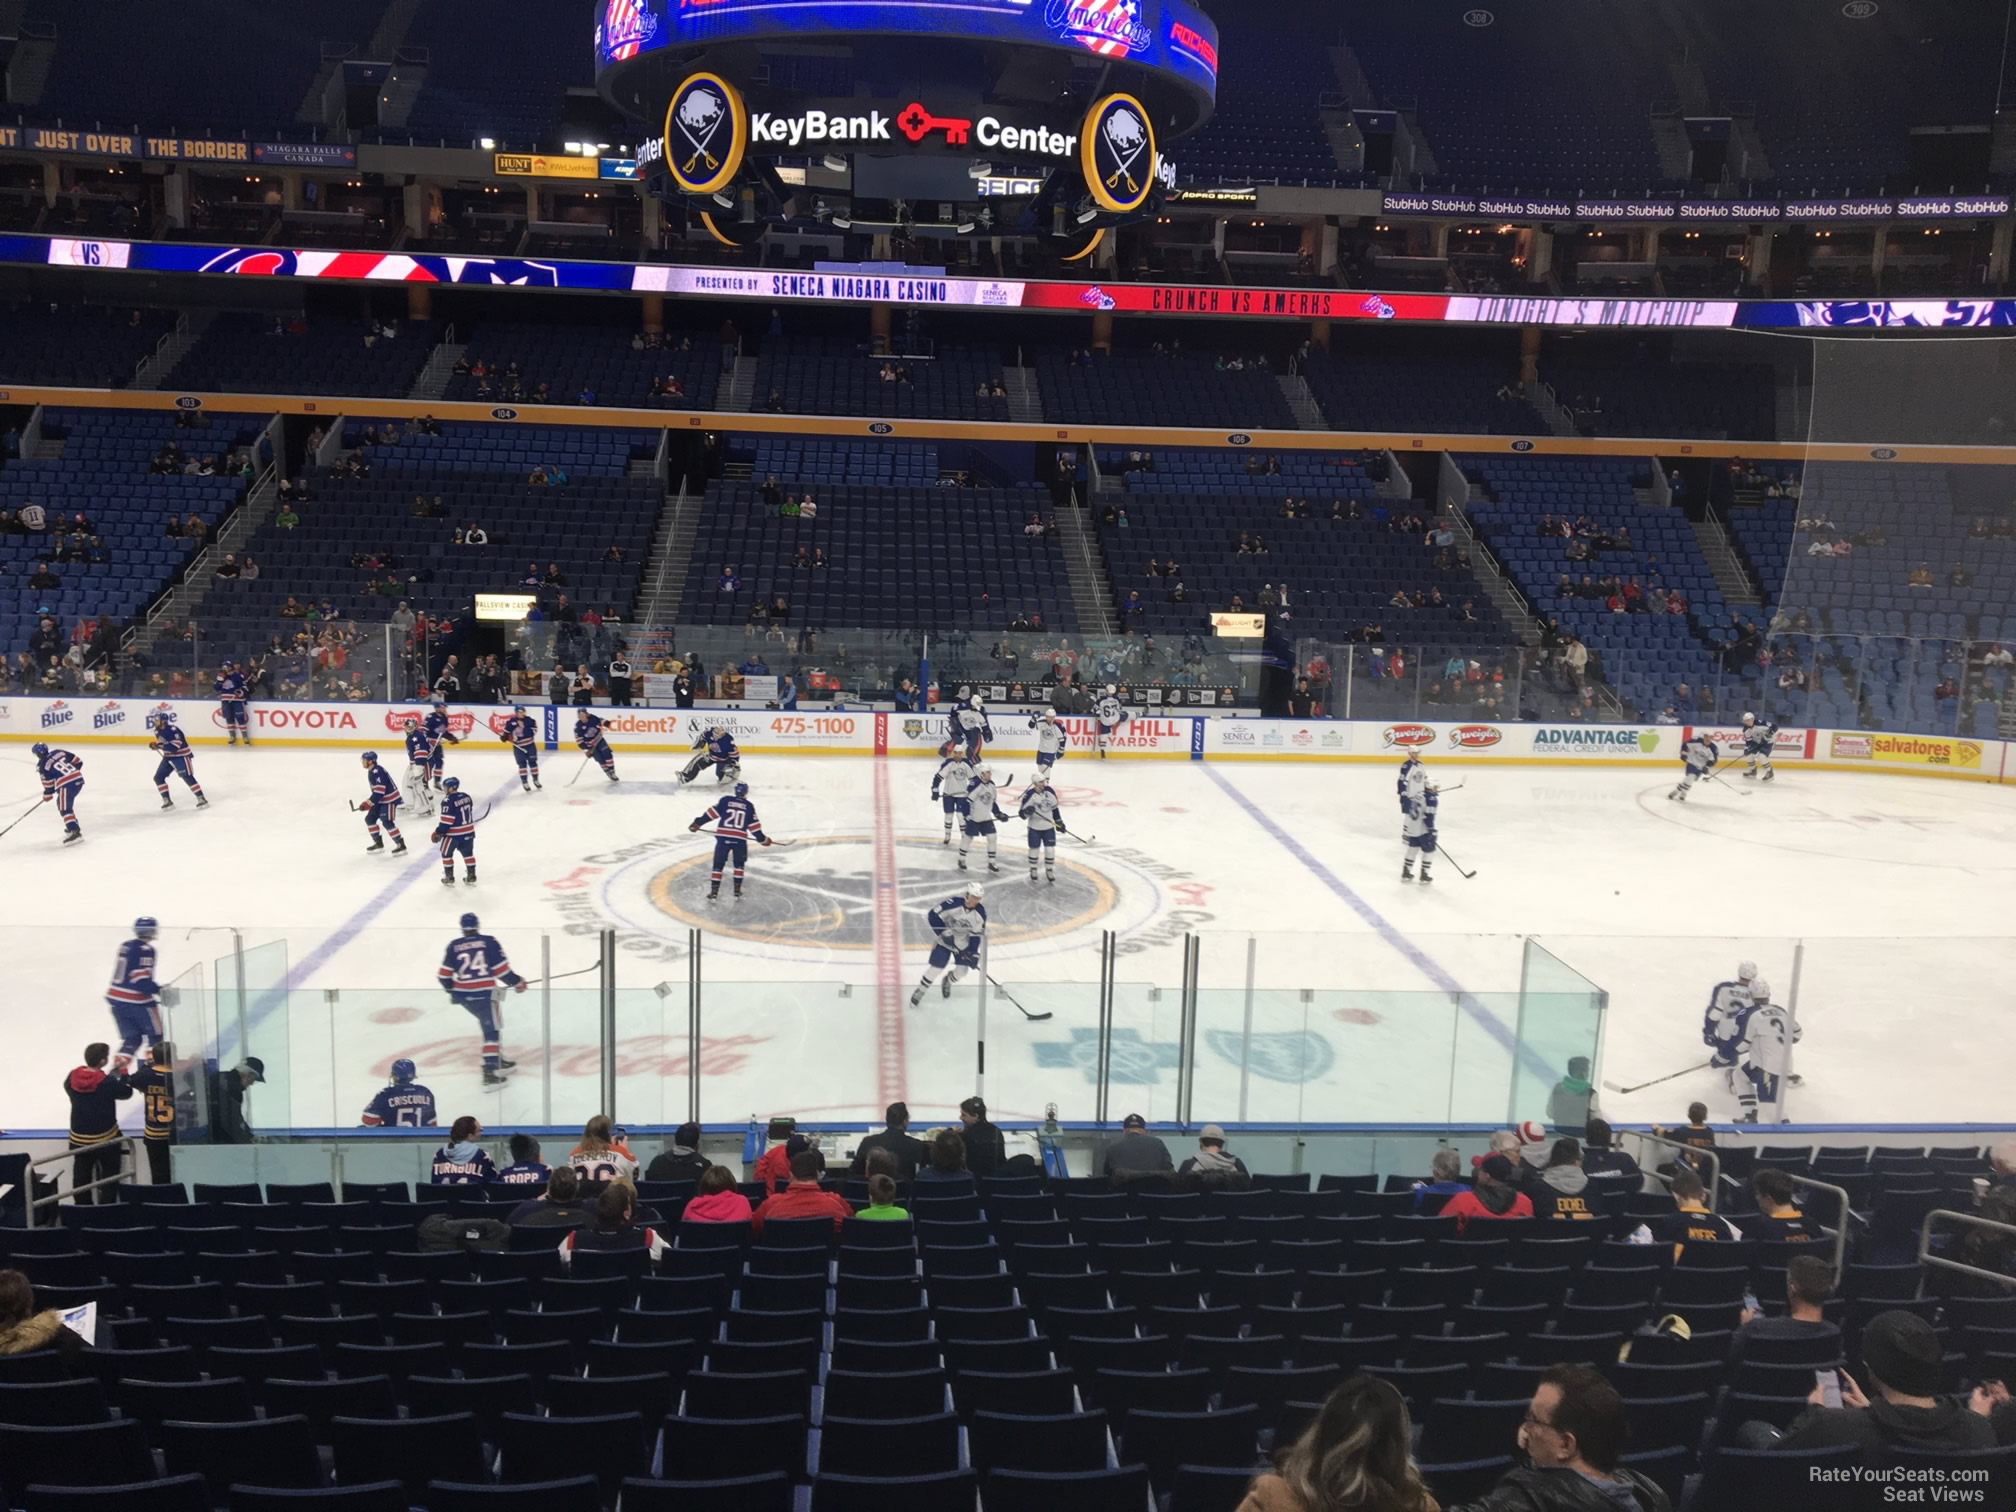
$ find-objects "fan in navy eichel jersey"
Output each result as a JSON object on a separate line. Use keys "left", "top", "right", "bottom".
{"left": 1670, "top": 734, "right": 1718, "bottom": 801}
{"left": 910, "top": 885, "right": 987, "bottom": 1006}
{"left": 931, "top": 740, "right": 975, "bottom": 846}
{"left": 1094, "top": 685, "right": 1129, "bottom": 758}
{"left": 421, "top": 697, "right": 460, "bottom": 787}
{"left": 959, "top": 764, "right": 1011, "bottom": 874}
{"left": 576, "top": 710, "right": 619, "bottom": 781}
{"left": 402, "top": 718, "right": 438, "bottom": 816}
{"left": 690, "top": 781, "right": 776, "bottom": 901}
{"left": 1031, "top": 710, "right": 1069, "bottom": 771}
{"left": 678, "top": 724, "right": 737, "bottom": 784}
{"left": 106, "top": 916, "right": 163, "bottom": 1071}
{"left": 438, "top": 913, "right": 526, "bottom": 1085}
{"left": 359, "top": 751, "right": 408, "bottom": 854}
{"left": 499, "top": 706, "right": 542, "bottom": 791}
{"left": 214, "top": 661, "right": 251, "bottom": 744}
{"left": 148, "top": 714, "right": 208, "bottom": 810}
{"left": 32, "top": 741, "right": 85, "bottom": 844}
{"left": 361, "top": 1059, "right": 438, "bottom": 1128}
{"left": 1400, "top": 779, "right": 1439, "bottom": 884}
{"left": 431, "top": 776, "right": 478, "bottom": 887}
{"left": 954, "top": 693, "right": 992, "bottom": 760}
{"left": 1018, "top": 773, "right": 1068, "bottom": 884}
{"left": 1740, "top": 712, "right": 1779, "bottom": 782}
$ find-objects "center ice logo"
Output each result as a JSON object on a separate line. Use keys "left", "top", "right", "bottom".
{"left": 1034, "top": 1027, "right": 1179, "bottom": 1085}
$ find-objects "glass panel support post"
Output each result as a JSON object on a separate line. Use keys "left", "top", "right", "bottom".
{"left": 1093, "top": 930, "right": 1116, "bottom": 1125}
{"left": 599, "top": 928, "right": 617, "bottom": 1122}
{"left": 687, "top": 928, "right": 703, "bottom": 1125}
{"left": 1175, "top": 934, "right": 1201, "bottom": 1127}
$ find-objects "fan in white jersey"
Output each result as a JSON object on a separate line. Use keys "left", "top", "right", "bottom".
{"left": 567, "top": 1114, "right": 640, "bottom": 1184}
{"left": 1094, "top": 685, "right": 1130, "bottom": 758}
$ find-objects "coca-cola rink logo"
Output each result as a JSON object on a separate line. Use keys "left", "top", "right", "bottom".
{"left": 365, "top": 1034, "right": 772, "bottom": 1079}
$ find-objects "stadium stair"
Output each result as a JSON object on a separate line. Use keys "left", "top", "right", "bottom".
{"left": 636, "top": 487, "right": 701, "bottom": 625}
{"left": 1691, "top": 515, "right": 1763, "bottom": 611}
{"left": 130, "top": 312, "right": 215, "bottom": 393}
{"left": 1056, "top": 505, "right": 1118, "bottom": 637}
{"left": 409, "top": 341, "right": 468, "bottom": 402}
{"left": 1276, "top": 374, "right": 1327, "bottom": 431}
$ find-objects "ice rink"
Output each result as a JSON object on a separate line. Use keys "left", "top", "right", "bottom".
{"left": 3, "top": 738, "right": 2011, "bottom": 1136}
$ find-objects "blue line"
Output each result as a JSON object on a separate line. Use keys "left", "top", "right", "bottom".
{"left": 1201, "top": 766, "right": 1554, "bottom": 1081}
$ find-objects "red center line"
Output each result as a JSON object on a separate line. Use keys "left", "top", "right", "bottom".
{"left": 871, "top": 759, "right": 905, "bottom": 1105}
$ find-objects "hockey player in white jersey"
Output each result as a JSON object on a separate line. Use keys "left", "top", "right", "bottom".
{"left": 930, "top": 740, "right": 975, "bottom": 846}
{"left": 1398, "top": 752, "right": 1428, "bottom": 810}
{"left": 1670, "top": 733, "right": 1718, "bottom": 801}
{"left": 1735, "top": 998, "right": 1801, "bottom": 1122}
{"left": 1018, "top": 772, "right": 1068, "bottom": 883}
{"left": 1740, "top": 712, "right": 1779, "bottom": 782}
{"left": 959, "top": 764, "right": 1011, "bottom": 874}
{"left": 1400, "top": 776, "right": 1439, "bottom": 884}
{"left": 1094, "top": 685, "right": 1129, "bottom": 758}
{"left": 1031, "top": 710, "right": 1069, "bottom": 772}
{"left": 1703, "top": 961, "right": 1766, "bottom": 1070}
{"left": 910, "top": 885, "right": 986, "bottom": 1005}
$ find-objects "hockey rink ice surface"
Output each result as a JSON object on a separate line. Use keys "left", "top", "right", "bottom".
{"left": 3, "top": 743, "right": 2012, "bottom": 1135}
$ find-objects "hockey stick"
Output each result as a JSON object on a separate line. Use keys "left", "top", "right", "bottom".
{"left": 1602, "top": 1058, "right": 1715, "bottom": 1096}
{"left": 567, "top": 755, "right": 592, "bottom": 786}
{"left": 0, "top": 797, "right": 46, "bottom": 841}
{"left": 1707, "top": 769, "right": 1752, "bottom": 797}
{"left": 986, "top": 971, "right": 1054, "bottom": 1022}
{"left": 1434, "top": 842, "right": 1476, "bottom": 879}
{"left": 688, "top": 828, "right": 795, "bottom": 847}
{"left": 1060, "top": 829, "right": 1098, "bottom": 844}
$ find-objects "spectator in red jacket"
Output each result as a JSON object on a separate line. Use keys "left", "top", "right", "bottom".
{"left": 753, "top": 1131, "right": 810, "bottom": 1194}
{"left": 683, "top": 1165, "right": 754, "bottom": 1225}
{"left": 1439, "top": 1154, "right": 1534, "bottom": 1232}
{"left": 751, "top": 1147, "right": 853, "bottom": 1236}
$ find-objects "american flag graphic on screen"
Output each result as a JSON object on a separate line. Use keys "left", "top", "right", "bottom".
{"left": 1057, "top": 0, "right": 1150, "bottom": 59}
{"left": 603, "top": 0, "right": 656, "bottom": 61}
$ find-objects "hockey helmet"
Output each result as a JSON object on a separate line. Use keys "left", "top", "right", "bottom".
{"left": 964, "top": 884, "right": 985, "bottom": 902}
{"left": 404, "top": 717, "right": 419, "bottom": 730}
{"left": 1750, "top": 977, "right": 1773, "bottom": 1004}
{"left": 31, "top": 742, "right": 48, "bottom": 757}
{"left": 390, "top": 1058, "right": 417, "bottom": 1084}
{"left": 1742, "top": 711, "right": 1756, "bottom": 726}
{"left": 134, "top": 917, "right": 159, "bottom": 938}
{"left": 976, "top": 763, "right": 994, "bottom": 779}
{"left": 443, "top": 776, "right": 460, "bottom": 791}
{"left": 514, "top": 705, "right": 527, "bottom": 715}
{"left": 734, "top": 782, "right": 749, "bottom": 798}
{"left": 1028, "top": 771, "right": 1049, "bottom": 787}
{"left": 1737, "top": 960, "right": 1758, "bottom": 982}
{"left": 460, "top": 912, "right": 481, "bottom": 933}
{"left": 432, "top": 694, "right": 447, "bottom": 706}
{"left": 1105, "top": 684, "right": 1117, "bottom": 696}
{"left": 361, "top": 750, "right": 378, "bottom": 763}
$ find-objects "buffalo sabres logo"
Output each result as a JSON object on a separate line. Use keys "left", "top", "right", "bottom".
{"left": 1080, "top": 94, "right": 1156, "bottom": 216}
{"left": 664, "top": 72, "right": 747, "bottom": 198}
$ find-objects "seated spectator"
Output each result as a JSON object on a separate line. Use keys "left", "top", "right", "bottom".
{"left": 1411, "top": 1148, "right": 1468, "bottom": 1212}
{"left": 683, "top": 1164, "right": 754, "bottom": 1224}
{"left": 431, "top": 1116, "right": 497, "bottom": 1184}
{"left": 558, "top": 1180, "right": 667, "bottom": 1265}
{"left": 496, "top": 1134, "right": 550, "bottom": 1186}
{"left": 507, "top": 1166, "right": 593, "bottom": 1227}
{"left": 753, "top": 1130, "right": 809, "bottom": 1193}
{"left": 645, "top": 1122, "right": 707, "bottom": 1184}
{"left": 1762, "top": 1310, "right": 1993, "bottom": 1456}
{"left": 1104, "top": 1112, "right": 1174, "bottom": 1185}
{"left": 958, "top": 1096, "right": 1006, "bottom": 1179}
{"left": 1729, "top": 1253, "right": 1839, "bottom": 1361}
{"left": 1534, "top": 1138, "right": 1598, "bottom": 1221}
{"left": 1907, "top": 563, "right": 1935, "bottom": 588}
{"left": 1178, "top": 1124, "right": 1251, "bottom": 1192}
{"left": 0, "top": 1267, "right": 89, "bottom": 1362}
{"left": 1460, "top": 1365, "right": 1673, "bottom": 1510}
{"left": 1441, "top": 1153, "right": 1533, "bottom": 1231}
{"left": 751, "top": 1147, "right": 852, "bottom": 1236}
{"left": 1580, "top": 1119, "right": 1641, "bottom": 1188}
{"left": 27, "top": 561, "right": 59, "bottom": 590}
{"left": 856, "top": 1172, "right": 910, "bottom": 1223}
{"left": 1749, "top": 1168, "right": 1826, "bottom": 1243}
{"left": 1637, "top": 1169, "right": 1743, "bottom": 1258}
{"left": 853, "top": 1101, "right": 931, "bottom": 1180}
{"left": 212, "top": 554, "right": 241, "bottom": 580}
{"left": 1237, "top": 1374, "right": 1435, "bottom": 1512}
{"left": 917, "top": 1129, "right": 970, "bottom": 1184}
{"left": 568, "top": 1114, "right": 639, "bottom": 1185}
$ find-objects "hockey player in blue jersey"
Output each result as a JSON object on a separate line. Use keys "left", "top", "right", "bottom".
{"left": 422, "top": 697, "right": 460, "bottom": 788}
{"left": 360, "top": 1058, "right": 438, "bottom": 1127}
{"left": 931, "top": 740, "right": 975, "bottom": 847}
{"left": 960, "top": 763, "right": 1011, "bottom": 875}
{"left": 499, "top": 706, "right": 541, "bottom": 791}
{"left": 32, "top": 741, "right": 85, "bottom": 844}
{"left": 432, "top": 776, "right": 478, "bottom": 887}
{"left": 1740, "top": 712, "right": 1779, "bottom": 782}
{"left": 359, "top": 750, "right": 409, "bottom": 855}
{"left": 1400, "top": 777, "right": 1439, "bottom": 884}
{"left": 402, "top": 718, "right": 438, "bottom": 816}
{"left": 1670, "top": 733, "right": 1718, "bottom": 801}
{"left": 910, "top": 884, "right": 987, "bottom": 1006}
{"left": 678, "top": 724, "right": 738, "bottom": 784}
{"left": 1018, "top": 772, "right": 1068, "bottom": 884}
{"left": 1031, "top": 710, "right": 1069, "bottom": 772}
{"left": 215, "top": 660, "right": 251, "bottom": 744}
{"left": 106, "top": 916, "right": 163, "bottom": 1071}
{"left": 148, "top": 714, "right": 207, "bottom": 811}
{"left": 689, "top": 781, "right": 777, "bottom": 901}
{"left": 954, "top": 690, "right": 992, "bottom": 761}
{"left": 438, "top": 913, "right": 526, "bottom": 1086}
{"left": 576, "top": 709, "right": 619, "bottom": 781}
